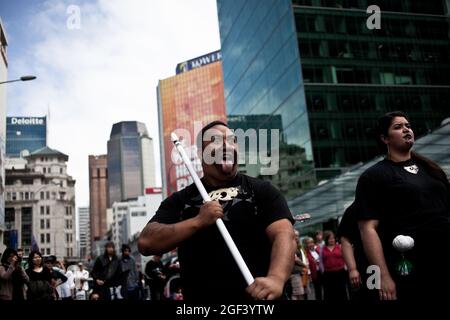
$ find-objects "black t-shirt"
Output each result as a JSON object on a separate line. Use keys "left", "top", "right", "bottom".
{"left": 150, "top": 173, "right": 294, "bottom": 301}
{"left": 337, "top": 202, "right": 368, "bottom": 273}
{"left": 354, "top": 158, "right": 450, "bottom": 275}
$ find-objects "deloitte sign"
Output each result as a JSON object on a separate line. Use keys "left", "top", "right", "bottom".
{"left": 8, "top": 117, "right": 46, "bottom": 126}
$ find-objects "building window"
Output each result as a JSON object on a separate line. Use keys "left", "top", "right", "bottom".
{"left": 46, "top": 233, "right": 50, "bottom": 243}
{"left": 6, "top": 192, "right": 11, "bottom": 201}
{"left": 40, "top": 206, "right": 45, "bottom": 215}
{"left": 60, "top": 168, "right": 63, "bottom": 174}
{"left": 65, "top": 207, "right": 69, "bottom": 216}
{"left": 46, "top": 248, "right": 51, "bottom": 255}
{"left": 66, "top": 233, "right": 69, "bottom": 242}
{"left": 66, "top": 248, "right": 70, "bottom": 257}
{"left": 24, "top": 192, "right": 29, "bottom": 200}
{"left": 40, "top": 219, "right": 45, "bottom": 229}
{"left": 46, "top": 191, "right": 50, "bottom": 200}
{"left": 40, "top": 191, "right": 45, "bottom": 200}
{"left": 46, "top": 206, "right": 50, "bottom": 215}
{"left": 12, "top": 192, "right": 17, "bottom": 201}
{"left": 41, "top": 234, "right": 45, "bottom": 244}
{"left": 43, "top": 167, "right": 47, "bottom": 174}
{"left": 46, "top": 219, "right": 50, "bottom": 229}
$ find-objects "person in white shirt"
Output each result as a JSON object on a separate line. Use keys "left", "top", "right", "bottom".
{"left": 54, "top": 261, "right": 75, "bottom": 300}
{"left": 74, "top": 262, "right": 90, "bottom": 300}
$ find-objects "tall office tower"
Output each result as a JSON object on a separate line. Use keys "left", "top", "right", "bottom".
{"left": 89, "top": 155, "right": 108, "bottom": 244}
{"left": 216, "top": 0, "right": 450, "bottom": 193}
{"left": 107, "top": 122, "right": 156, "bottom": 205}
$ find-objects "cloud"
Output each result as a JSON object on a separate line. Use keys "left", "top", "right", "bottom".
{"left": 6, "top": 0, "right": 221, "bottom": 206}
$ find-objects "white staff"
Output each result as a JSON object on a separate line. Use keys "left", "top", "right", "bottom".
{"left": 171, "top": 132, "right": 255, "bottom": 286}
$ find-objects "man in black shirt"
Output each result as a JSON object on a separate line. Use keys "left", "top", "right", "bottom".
{"left": 138, "top": 121, "right": 295, "bottom": 301}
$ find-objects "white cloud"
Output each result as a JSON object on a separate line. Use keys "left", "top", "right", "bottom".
{"left": 6, "top": 0, "right": 221, "bottom": 206}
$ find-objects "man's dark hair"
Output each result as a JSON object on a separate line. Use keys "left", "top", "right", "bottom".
{"left": 196, "top": 120, "right": 228, "bottom": 151}
{"left": 121, "top": 244, "right": 131, "bottom": 253}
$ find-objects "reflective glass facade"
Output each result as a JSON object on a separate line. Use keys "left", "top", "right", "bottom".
{"left": 217, "top": 0, "right": 450, "bottom": 192}
{"left": 6, "top": 117, "right": 46, "bottom": 157}
{"left": 217, "top": 0, "right": 315, "bottom": 199}
{"left": 107, "top": 122, "right": 150, "bottom": 206}
{"left": 293, "top": 0, "right": 450, "bottom": 180}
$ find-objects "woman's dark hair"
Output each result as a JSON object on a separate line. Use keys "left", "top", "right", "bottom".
{"left": 28, "top": 250, "right": 43, "bottom": 269}
{"left": 104, "top": 241, "right": 116, "bottom": 257}
{"left": 1, "top": 248, "right": 17, "bottom": 265}
{"left": 323, "top": 230, "right": 335, "bottom": 246}
{"left": 375, "top": 110, "right": 410, "bottom": 154}
{"left": 376, "top": 111, "right": 450, "bottom": 198}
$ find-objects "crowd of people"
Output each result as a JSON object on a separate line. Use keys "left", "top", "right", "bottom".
{"left": 0, "top": 243, "right": 151, "bottom": 301}
{"left": 2, "top": 112, "right": 449, "bottom": 301}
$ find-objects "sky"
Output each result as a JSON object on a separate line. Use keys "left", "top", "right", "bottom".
{"left": 0, "top": 0, "right": 221, "bottom": 207}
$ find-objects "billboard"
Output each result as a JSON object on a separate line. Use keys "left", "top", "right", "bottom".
{"left": 158, "top": 60, "right": 226, "bottom": 196}
{"left": 176, "top": 50, "right": 222, "bottom": 74}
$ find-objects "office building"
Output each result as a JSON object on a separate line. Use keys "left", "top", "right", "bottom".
{"left": 77, "top": 206, "right": 90, "bottom": 260}
{"left": 157, "top": 51, "right": 226, "bottom": 196}
{"left": 4, "top": 146, "right": 77, "bottom": 259}
{"left": 216, "top": 0, "right": 450, "bottom": 191}
{"left": 89, "top": 155, "right": 108, "bottom": 244}
{"left": 107, "top": 122, "right": 156, "bottom": 206}
{"left": 6, "top": 116, "right": 47, "bottom": 157}
{"left": 0, "top": 17, "right": 8, "bottom": 252}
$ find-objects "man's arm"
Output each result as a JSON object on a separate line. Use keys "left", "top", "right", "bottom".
{"left": 359, "top": 219, "right": 396, "bottom": 300}
{"left": 138, "top": 201, "right": 224, "bottom": 256}
{"left": 340, "top": 236, "right": 360, "bottom": 288}
{"left": 246, "top": 218, "right": 295, "bottom": 300}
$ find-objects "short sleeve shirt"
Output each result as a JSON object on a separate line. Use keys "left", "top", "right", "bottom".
{"left": 150, "top": 173, "right": 294, "bottom": 301}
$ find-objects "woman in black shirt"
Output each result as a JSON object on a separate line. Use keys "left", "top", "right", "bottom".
{"left": 26, "top": 251, "right": 54, "bottom": 300}
{"left": 355, "top": 111, "right": 450, "bottom": 301}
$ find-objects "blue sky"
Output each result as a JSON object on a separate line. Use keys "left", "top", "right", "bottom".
{"left": 0, "top": 0, "right": 221, "bottom": 206}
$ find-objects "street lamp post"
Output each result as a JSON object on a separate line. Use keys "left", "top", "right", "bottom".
{"left": 0, "top": 75, "right": 36, "bottom": 85}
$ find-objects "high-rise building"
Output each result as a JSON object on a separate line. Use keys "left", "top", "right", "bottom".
{"left": 107, "top": 122, "right": 156, "bottom": 206}
{"left": 88, "top": 155, "right": 108, "bottom": 245}
{"left": 6, "top": 116, "right": 47, "bottom": 157}
{"left": 216, "top": 0, "right": 450, "bottom": 190}
{"left": 0, "top": 17, "right": 8, "bottom": 252}
{"left": 157, "top": 51, "right": 226, "bottom": 196}
{"left": 77, "top": 207, "right": 90, "bottom": 260}
{"left": 4, "top": 146, "right": 77, "bottom": 259}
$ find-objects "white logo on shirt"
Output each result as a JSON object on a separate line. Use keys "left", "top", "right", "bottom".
{"left": 208, "top": 187, "right": 239, "bottom": 202}
{"left": 403, "top": 164, "right": 419, "bottom": 174}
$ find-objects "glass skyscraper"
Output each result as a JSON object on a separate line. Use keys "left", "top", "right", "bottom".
{"left": 107, "top": 121, "right": 155, "bottom": 206}
{"left": 217, "top": 0, "right": 450, "bottom": 190}
{"left": 6, "top": 116, "right": 47, "bottom": 157}
{"left": 217, "top": 0, "right": 315, "bottom": 199}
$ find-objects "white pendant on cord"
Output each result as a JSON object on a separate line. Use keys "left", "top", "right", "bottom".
{"left": 392, "top": 235, "right": 414, "bottom": 252}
